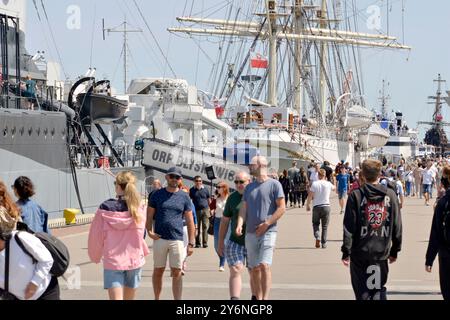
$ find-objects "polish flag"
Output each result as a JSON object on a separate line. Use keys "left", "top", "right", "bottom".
{"left": 250, "top": 53, "right": 268, "bottom": 69}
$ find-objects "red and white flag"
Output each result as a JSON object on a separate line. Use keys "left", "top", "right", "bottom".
{"left": 250, "top": 53, "right": 268, "bottom": 69}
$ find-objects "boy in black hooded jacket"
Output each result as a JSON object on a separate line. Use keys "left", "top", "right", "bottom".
{"left": 341, "top": 159, "right": 402, "bottom": 300}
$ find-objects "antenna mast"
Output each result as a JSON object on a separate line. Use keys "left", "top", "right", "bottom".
{"left": 103, "top": 17, "right": 142, "bottom": 93}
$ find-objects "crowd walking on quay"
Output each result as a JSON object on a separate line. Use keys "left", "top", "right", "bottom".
{"left": 1, "top": 153, "right": 450, "bottom": 300}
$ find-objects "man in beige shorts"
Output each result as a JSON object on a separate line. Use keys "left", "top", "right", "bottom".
{"left": 146, "top": 167, "right": 195, "bottom": 300}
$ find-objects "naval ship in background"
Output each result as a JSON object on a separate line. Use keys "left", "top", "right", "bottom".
{"left": 0, "top": 1, "right": 246, "bottom": 219}
{"left": 0, "top": 0, "right": 143, "bottom": 219}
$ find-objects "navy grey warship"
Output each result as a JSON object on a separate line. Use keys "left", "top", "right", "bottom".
{"left": 0, "top": 1, "right": 247, "bottom": 219}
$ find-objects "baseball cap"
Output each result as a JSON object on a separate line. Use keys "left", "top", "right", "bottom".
{"left": 167, "top": 167, "right": 182, "bottom": 177}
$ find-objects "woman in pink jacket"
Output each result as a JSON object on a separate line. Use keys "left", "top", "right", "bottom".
{"left": 88, "top": 171, "right": 149, "bottom": 300}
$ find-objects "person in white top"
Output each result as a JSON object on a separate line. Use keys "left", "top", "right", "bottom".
{"left": 422, "top": 160, "right": 436, "bottom": 206}
{"left": 306, "top": 169, "right": 336, "bottom": 249}
{"left": 430, "top": 162, "right": 439, "bottom": 199}
{"left": 212, "top": 182, "right": 230, "bottom": 272}
{"left": 309, "top": 163, "right": 320, "bottom": 186}
{"left": 0, "top": 200, "right": 54, "bottom": 300}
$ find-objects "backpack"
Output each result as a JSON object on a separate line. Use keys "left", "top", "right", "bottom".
{"left": 381, "top": 178, "right": 399, "bottom": 196}
{"left": 14, "top": 223, "right": 70, "bottom": 277}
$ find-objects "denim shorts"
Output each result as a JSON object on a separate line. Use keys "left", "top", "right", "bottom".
{"left": 245, "top": 231, "right": 277, "bottom": 269}
{"left": 423, "top": 184, "right": 432, "bottom": 194}
{"left": 104, "top": 268, "right": 142, "bottom": 289}
{"left": 338, "top": 190, "right": 347, "bottom": 199}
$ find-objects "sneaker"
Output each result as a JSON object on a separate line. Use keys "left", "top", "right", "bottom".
{"left": 203, "top": 244, "right": 208, "bottom": 248}
{"left": 195, "top": 244, "right": 201, "bottom": 248}
{"left": 315, "top": 239, "right": 320, "bottom": 248}
{"left": 340, "top": 210, "right": 344, "bottom": 215}
{"left": 219, "top": 266, "right": 225, "bottom": 272}
{"left": 251, "top": 295, "right": 258, "bottom": 300}
{"left": 321, "top": 243, "right": 327, "bottom": 249}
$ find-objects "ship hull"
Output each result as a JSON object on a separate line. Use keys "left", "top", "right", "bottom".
{"left": 234, "top": 130, "right": 354, "bottom": 169}
{"left": 0, "top": 108, "right": 145, "bottom": 219}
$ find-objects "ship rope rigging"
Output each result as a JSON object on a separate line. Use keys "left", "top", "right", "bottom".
{"left": 32, "top": 0, "right": 69, "bottom": 80}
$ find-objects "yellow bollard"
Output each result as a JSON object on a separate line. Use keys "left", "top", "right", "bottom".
{"left": 64, "top": 208, "right": 80, "bottom": 225}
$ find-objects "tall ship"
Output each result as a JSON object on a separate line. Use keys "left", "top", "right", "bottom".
{"left": 168, "top": 0, "right": 410, "bottom": 168}
{"left": 420, "top": 74, "right": 450, "bottom": 155}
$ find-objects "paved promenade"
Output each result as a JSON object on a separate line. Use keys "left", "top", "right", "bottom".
{"left": 53, "top": 194, "right": 442, "bottom": 300}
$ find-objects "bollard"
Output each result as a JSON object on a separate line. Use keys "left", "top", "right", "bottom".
{"left": 64, "top": 208, "right": 80, "bottom": 225}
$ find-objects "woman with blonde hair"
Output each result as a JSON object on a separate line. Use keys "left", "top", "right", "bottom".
{"left": 88, "top": 171, "right": 149, "bottom": 300}
{"left": 212, "top": 181, "right": 229, "bottom": 271}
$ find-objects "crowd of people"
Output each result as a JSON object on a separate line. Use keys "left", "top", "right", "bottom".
{"left": 1, "top": 154, "right": 450, "bottom": 301}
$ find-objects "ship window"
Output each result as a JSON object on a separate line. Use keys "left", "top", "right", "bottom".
{"left": 3, "top": 126, "right": 7, "bottom": 137}
{"left": 28, "top": 127, "right": 33, "bottom": 136}
{"left": 51, "top": 128, "right": 55, "bottom": 137}
{"left": 20, "top": 127, "right": 24, "bottom": 136}
{"left": 36, "top": 128, "right": 41, "bottom": 136}
{"left": 44, "top": 128, "right": 48, "bottom": 137}
{"left": 11, "top": 127, "right": 16, "bottom": 137}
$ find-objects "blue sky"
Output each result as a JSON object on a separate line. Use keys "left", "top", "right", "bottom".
{"left": 24, "top": 0, "right": 450, "bottom": 140}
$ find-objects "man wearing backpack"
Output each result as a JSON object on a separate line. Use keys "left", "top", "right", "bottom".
{"left": 342, "top": 159, "right": 402, "bottom": 300}
{"left": 425, "top": 165, "right": 450, "bottom": 301}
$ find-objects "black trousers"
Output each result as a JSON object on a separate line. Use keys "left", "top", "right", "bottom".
{"left": 300, "top": 191, "right": 308, "bottom": 206}
{"left": 439, "top": 253, "right": 450, "bottom": 301}
{"left": 350, "top": 257, "right": 388, "bottom": 300}
{"left": 38, "top": 276, "right": 60, "bottom": 300}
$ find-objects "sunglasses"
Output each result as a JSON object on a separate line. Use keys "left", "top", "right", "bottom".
{"left": 234, "top": 180, "right": 246, "bottom": 185}
{"left": 216, "top": 186, "right": 224, "bottom": 189}
{"left": 195, "top": 180, "right": 202, "bottom": 183}
{"left": 168, "top": 174, "right": 182, "bottom": 180}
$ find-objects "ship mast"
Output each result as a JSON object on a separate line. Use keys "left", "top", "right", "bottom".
{"left": 433, "top": 74, "right": 445, "bottom": 130}
{"left": 318, "top": 0, "right": 328, "bottom": 119}
{"left": 379, "top": 80, "right": 391, "bottom": 119}
{"left": 267, "top": 1, "right": 278, "bottom": 106}
{"left": 418, "top": 74, "right": 450, "bottom": 151}
{"left": 418, "top": 74, "right": 447, "bottom": 128}
{"left": 293, "top": 0, "right": 303, "bottom": 116}
{"left": 168, "top": 0, "right": 411, "bottom": 110}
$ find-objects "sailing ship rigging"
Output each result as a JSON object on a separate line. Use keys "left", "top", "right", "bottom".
{"left": 169, "top": 0, "right": 410, "bottom": 167}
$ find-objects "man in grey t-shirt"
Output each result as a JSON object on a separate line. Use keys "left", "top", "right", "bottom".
{"left": 236, "top": 156, "right": 286, "bottom": 300}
